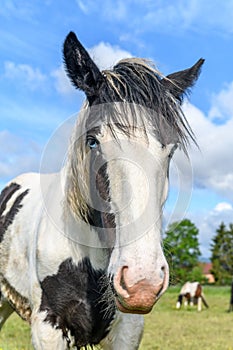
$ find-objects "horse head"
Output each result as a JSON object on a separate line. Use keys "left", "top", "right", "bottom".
{"left": 63, "top": 32, "right": 204, "bottom": 314}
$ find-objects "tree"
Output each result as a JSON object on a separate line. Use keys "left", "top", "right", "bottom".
{"left": 210, "top": 222, "right": 233, "bottom": 285}
{"left": 189, "top": 265, "right": 208, "bottom": 284}
{"left": 164, "top": 219, "right": 201, "bottom": 284}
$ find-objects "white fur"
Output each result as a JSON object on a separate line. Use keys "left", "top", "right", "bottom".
{"left": 101, "top": 312, "right": 144, "bottom": 350}
{"left": 179, "top": 282, "right": 199, "bottom": 297}
{"left": 31, "top": 310, "right": 67, "bottom": 350}
{"left": 103, "top": 128, "right": 170, "bottom": 290}
{"left": 197, "top": 297, "right": 202, "bottom": 311}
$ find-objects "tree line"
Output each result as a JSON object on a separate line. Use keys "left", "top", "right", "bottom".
{"left": 164, "top": 219, "right": 233, "bottom": 285}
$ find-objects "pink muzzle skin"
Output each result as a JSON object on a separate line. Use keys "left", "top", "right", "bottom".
{"left": 114, "top": 266, "right": 168, "bottom": 314}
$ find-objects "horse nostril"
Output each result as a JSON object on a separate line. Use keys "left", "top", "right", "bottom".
{"left": 160, "top": 265, "right": 165, "bottom": 278}
{"left": 120, "top": 266, "right": 128, "bottom": 291}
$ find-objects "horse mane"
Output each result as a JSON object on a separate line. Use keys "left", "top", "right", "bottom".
{"left": 65, "top": 58, "right": 196, "bottom": 221}
{"left": 99, "top": 58, "right": 195, "bottom": 149}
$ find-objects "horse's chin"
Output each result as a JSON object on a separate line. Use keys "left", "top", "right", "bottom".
{"left": 115, "top": 298, "right": 153, "bottom": 315}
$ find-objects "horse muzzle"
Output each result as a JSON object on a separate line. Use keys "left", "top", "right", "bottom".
{"left": 113, "top": 266, "right": 168, "bottom": 314}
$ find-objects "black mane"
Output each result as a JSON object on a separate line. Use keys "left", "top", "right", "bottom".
{"left": 86, "top": 58, "right": 197, "bottom": 150}
{"left": 63, "top": 32, "right": 204, "bottom": 151}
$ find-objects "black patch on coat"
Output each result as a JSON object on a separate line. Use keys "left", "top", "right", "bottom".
{"left": 0, "top": 183, "right": 29, "bottom": 242}
{"left": 40, "top": 257, "right": 115, "bottom": 349}
{"left": 87, "top": 149, "right": 116, "bottom": 248}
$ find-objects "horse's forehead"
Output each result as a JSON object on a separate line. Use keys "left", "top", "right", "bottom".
{"left": 99, "top": 124, "right": 175, "bottom": 152}
{"left": 99, "top": 124, "right": 147, "bottom": 141}
{"left": 94, "top": 127, "right": 175, "bottom": 173}
{"left": 83, "top": 102, "right": 179, "bottom": 146}
{"left": 85, "top": 102, "right": 148, "bottom": 129}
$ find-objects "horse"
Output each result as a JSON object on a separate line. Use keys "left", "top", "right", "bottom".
{"left": 228, "top": 280, "right": 233, "bottom": 312}
{"left": 176, "top": 281, "right": 209, "bottom": 311}
{"left": 0, "top": 31, "right": 204, "bottom": 349}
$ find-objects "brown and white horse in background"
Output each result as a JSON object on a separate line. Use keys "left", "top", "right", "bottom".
{"left": 176, "top": 281, "right": 209, "bottom": 311}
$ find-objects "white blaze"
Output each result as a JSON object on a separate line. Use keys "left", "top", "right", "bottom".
{"left": 99, "top": 126, "right": 171, "bottom": 285}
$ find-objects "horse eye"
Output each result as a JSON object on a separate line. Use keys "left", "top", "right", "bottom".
{"left": 86, "top": 136, "right": 99, "bottom": 149}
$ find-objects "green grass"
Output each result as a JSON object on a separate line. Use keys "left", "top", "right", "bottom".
{"left": 0, "top": 286, "right": 233, "bottom": 349}
{"left": 140, "top": 285, "right": 233, "bottom": 350}
{"left": 0, "top": 313, "right": 32, "bottom": 350}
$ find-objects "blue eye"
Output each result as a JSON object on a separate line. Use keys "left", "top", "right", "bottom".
{"left": 86, "top": 136, "right": 99, "bottom": 149}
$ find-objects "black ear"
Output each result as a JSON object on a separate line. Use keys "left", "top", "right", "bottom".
{"left": 161, "top": 58, "right": 204, "bottom": 102}
{"left": 63, "top": 32, "right": 104, "bottom": 97}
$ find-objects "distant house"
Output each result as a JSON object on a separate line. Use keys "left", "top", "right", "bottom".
{"left": 199, "top": 262, "right": 215, "bottom": 283}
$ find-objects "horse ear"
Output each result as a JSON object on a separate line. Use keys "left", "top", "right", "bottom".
{"left": 63, "top": 32, "right": 103, "bottom": 97}
{"left": 161, "top": 58, "right": 205, "bottom": 102}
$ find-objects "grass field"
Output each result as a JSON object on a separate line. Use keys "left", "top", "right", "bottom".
{"left": 0, "top": 286, "right": 233, "bottom": 350}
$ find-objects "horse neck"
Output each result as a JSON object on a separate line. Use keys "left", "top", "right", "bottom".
{"left": 66, "top": 213, "right": 109, "bottom": 270}
{"left": 42, "top": 168, "right": 107, "bottom": 271}
{"left": 62, "top": 197, "right": 109, "bottom": 271}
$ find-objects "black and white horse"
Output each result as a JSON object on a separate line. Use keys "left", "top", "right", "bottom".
{"left": 0, "top": 32, "right": 204, "bottom": 349}
{"left": 176, "top": 281, "right": 209, "bottom": 311}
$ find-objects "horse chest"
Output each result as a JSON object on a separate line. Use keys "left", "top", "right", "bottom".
{"left": 39, "top": 257, "right": 115, "bottom": 349}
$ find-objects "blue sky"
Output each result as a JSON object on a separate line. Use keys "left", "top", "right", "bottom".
{"left": 1, "top": 0, "right": 233, "bottom": 258}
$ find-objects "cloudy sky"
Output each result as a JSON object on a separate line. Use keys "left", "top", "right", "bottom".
{"left": 1, "top": 0, "right": 233, "bottom": 259}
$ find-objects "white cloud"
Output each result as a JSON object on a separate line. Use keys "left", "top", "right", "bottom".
{"left": 89, "top": 42, "right": 132, "bottom": 70}
{"left": 190, "top": 202, "right": 233, "bottom": 258}
{"left": 208, "top": 81, "right": 233, "bottom": 121}
{"left": 142, "top": 1, "right": 200, "bottom": 32}
{"left": 40, "top": 114, "right": 76, "bottom": 174}
{"left": 164, "top": 196, "right": 233, "bottom": 259}
{"left": 0, "top": 115, "right": 79, "bottom": 187}
{"left": 214, "top": 202, "right": 233, "bottom": 212}
{"left": 0, "top": 130, "right": 41, "bottom": 182}
{"left": 51, "top": 65, "right": 76, "bottom": 96}
{"left": 0, "top": 0, "right": 35, "bottom": 21}
{"left": 140, "top": 1, "right": 233, "bottom": 35}
{"left": 102, "top": 0, "right": 127, "bottom": 21}
{"left": 76, "top": 0, "right": 89, "bottom": 14}
{"left": 75, "top": 0, "right": 233, "bottom": 35}
{"left": 0, "top": 93, "right": 72, "bottom": 129}
{"left": 4, "top": 61, "right": 46, "bottom": 90}
{"left": 165, "top": 81, "right": 233, "bottom": 258}
{"left": 173, "top": 100, "right": 233, "bottom": 201}
{"left": 76, "top": 0, "right": 127, "bottom": 21}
